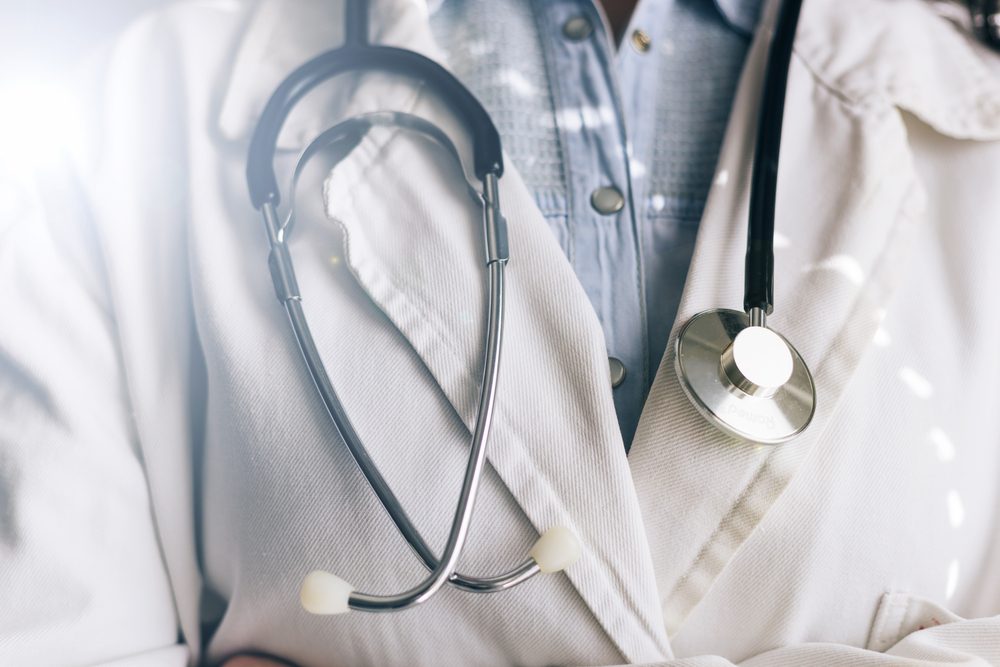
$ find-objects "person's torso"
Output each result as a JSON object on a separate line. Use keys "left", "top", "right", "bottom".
{"left": 85, "top": 0, "right": 1000, "bottom": 664}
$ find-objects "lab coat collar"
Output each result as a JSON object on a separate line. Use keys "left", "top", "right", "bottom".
{"left": 793, "top": 0, "right": 1000, "bottom": 141}
{"left": 216, "top": 0, "right": 1000, "bottom": 149}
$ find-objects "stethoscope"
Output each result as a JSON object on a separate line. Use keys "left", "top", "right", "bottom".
{"left": 244, "top": 0, "right": 998, "bottom": 617}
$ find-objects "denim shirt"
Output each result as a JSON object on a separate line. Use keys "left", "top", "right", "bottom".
{"left": 431, "top": 0, "right": 761, "bottom": 448}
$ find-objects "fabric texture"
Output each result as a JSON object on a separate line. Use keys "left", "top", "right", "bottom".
{"left": 1, "top": 0, "right": 1000, "bottom": 665}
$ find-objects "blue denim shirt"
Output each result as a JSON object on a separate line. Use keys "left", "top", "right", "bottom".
{"left": 431, "top": 0, "right": 761, "bottom": 448}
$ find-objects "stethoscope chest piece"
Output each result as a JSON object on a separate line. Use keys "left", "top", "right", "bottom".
{"left": 675, "top": 309, "right": 815, "bottom": 444}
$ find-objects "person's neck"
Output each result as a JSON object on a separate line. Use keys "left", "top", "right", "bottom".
{"left": 598, "top": 0, "right": 640, "bottom": 43}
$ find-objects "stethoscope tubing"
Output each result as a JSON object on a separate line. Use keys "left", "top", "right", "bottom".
{"left": 247, "top": 46, "right": 503, "bottom": 210}
{"left": 744, "top": 0, "right": 803, "bottom": 315}
{"left": 262, "top": 188, "right": 539, "bottom": 607}
{"left": 245, "top": 0, "right": 842, "bottom": 614}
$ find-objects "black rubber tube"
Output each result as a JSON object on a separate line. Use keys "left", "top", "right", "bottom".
{"left": 247, "top": 45, "right": 503, "bottom": 209}
{"left": 345, "top": 0, "right": 369, "bottom": 47}
{"left": 744, "top": 0, "right": 804, "bottom": 315}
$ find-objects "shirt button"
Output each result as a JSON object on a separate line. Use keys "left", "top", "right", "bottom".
{"left": 590, "top": 186, "right": 625, "bottom": 215}
{"left": 562, "top": 16, "right": 594, "bottom": 41}
{"left": 609, "top": 357, "right": 627, "bottom": 388}
{"left": 630, "top": 29, "right": 652, "bottom": 53}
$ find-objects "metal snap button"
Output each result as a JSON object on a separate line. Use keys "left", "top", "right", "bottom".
{"left": 590, "top": 186, "right": 624, "bottom": 215}
{"left": 563, "top": 16, "right": 594, "bottom": 41}
{"left": 630, "top": 29, "right": 652, "bottom": 53}
{"left": 609, "top": 357, "right": 627, "bottom": 388}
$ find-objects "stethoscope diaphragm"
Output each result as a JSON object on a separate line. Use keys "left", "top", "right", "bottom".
{"left": 675, "top": 309, "right": 816, "bottom": 444}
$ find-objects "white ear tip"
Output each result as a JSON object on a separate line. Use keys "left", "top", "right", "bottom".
{"left": 529, "top": 526, "right": 581, "bottom": 573}
{"left": 300, "top": 570, "right": 354, "bottom": 615}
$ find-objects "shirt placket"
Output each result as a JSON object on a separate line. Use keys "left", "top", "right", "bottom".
{"left": 615, "top": 0, "right": 671, "bottom": 392}
{"left": 534, "top": 0, "right": 648, "bottom": 449}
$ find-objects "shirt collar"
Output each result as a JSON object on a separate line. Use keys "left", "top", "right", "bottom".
{"left": 713, "top": 0, "right": 763, "bottom": 36}
{"left": 428, "top": 0, "right": 762, "bottom": 36}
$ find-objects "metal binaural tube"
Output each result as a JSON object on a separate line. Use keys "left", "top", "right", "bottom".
{"left": 262, "top": 206, "right": 540, "bottom": 601}
{"left": 482, "top": 172, "right": 510, "bottom": 265}
{"left": 346, "top": 255, "right": 508, "bottom": 611}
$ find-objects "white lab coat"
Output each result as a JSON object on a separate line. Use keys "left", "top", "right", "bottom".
{"left": 2, "top": 0, "right": 1000, "bottom": 664}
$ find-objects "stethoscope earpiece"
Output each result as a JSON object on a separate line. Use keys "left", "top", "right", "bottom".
{"left": 298, "top": 525, "right": 582, "bottom": 615}
{"left": 675, "top": 309, "right": 816, "bottom": 445}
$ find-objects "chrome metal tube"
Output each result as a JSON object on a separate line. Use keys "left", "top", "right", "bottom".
{"left": 347, "top": 257, "right": 507, "bottom": 610}
{"left": 283, "top": 291, "right": 536, "bottom": 596}
{"left": 262, "top": 182, "right": 536, "bottom": 603}
{"left": 482, "top": 172, "right": 509, "bottom": 264}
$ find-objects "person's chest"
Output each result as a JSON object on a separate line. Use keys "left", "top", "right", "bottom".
{"left": 95, "top": 0, "right": 1000, "bottom": 664}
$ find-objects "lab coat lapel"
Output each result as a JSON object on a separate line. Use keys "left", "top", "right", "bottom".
{"left": 225, "top": 0, "right": 672, "bottom": 661}
{"left": 627, "top": 0, "right": 931, "bottom": 636}
{"left": 321, "top": 85, "right": 671, "bottom": 665}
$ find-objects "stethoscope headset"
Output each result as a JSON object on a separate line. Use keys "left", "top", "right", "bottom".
{"left": 244, "top": 0, "right": 999, "bottom": 616}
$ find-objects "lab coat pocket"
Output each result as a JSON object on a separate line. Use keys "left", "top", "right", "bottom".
{"left": 866, "top": 592, "right": 964, "bottom": 653}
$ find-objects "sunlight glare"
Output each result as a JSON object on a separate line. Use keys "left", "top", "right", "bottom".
{"left": 0, "top": 76, "right": 84, "bottom": 173}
